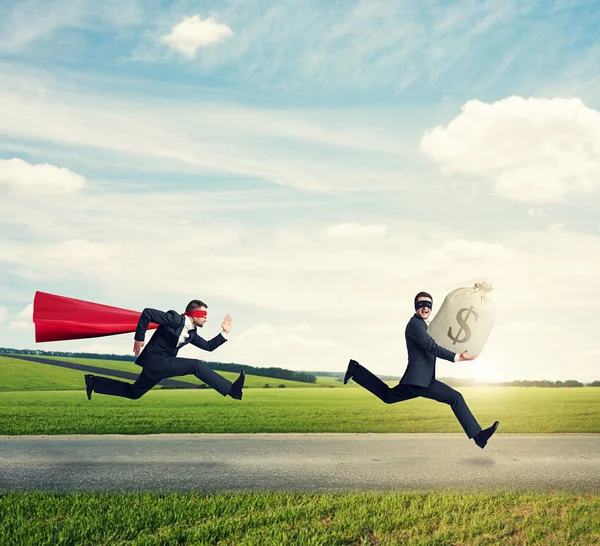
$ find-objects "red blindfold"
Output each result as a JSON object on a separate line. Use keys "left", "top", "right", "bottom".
{"left": 184, "top": 310, "right": 207, "bottom": 318}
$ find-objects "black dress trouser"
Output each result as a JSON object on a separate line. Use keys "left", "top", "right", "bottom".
{"left": 93, "top": 357, "right": 233, "bottom": 399}
{"left": 352, "top": 363, "right": 482, "bottom": 439}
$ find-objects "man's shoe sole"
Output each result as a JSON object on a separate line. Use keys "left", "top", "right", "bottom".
{"left": 475, "top": 421, "right": 499, "bottom": 449}
{"left": 84, "top": 374, "right": 94, "bottom": 400}
{"left": 229, "top": 369, "right": 245, "bottom": 400}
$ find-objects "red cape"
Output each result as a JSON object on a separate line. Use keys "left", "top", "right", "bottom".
{"left": 33, "top": 291, "right": 158, "bottom": 343}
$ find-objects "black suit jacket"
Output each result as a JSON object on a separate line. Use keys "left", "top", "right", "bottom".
{"left": 134, "top": 308, "right": 227, "bottom": 367}
{"left": 399, "top": 314, "right": 457, "bottom": 387}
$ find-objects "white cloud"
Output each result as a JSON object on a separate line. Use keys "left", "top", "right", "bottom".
{"left": 75, "top": 342, "right": 135, "bottom": 355}
{"left": 395, "top": 239, "right": 515, "bottom": 281}
{"left": 0, "top": 1, "right": 87, "bottom": 51}
{"left": 0, "top": 1, "right": 143, "bottom": 52}
{"left": 184, "top": 321, "right": 340, "bottom": 371}
{"left": 499, "top": 321, "right": 561, "bottom": 334}
{"left": 0, "top": 187, "right": 597, "bottom": 326}
{"left": 16, "top": 303, "right": 33, "bottom": 320}
{"left": 2, "top": 203, "right": 599, "bottom": 379}
{"left": 9, "top": 320, "right": 32, "bottom": 331}
{"left": 270, "top": 334, "right": 336, "bottom": 350}
{"left": 0, "top": 238, "right": 126, "bottom": 281}
{"left": 420, "top": 96, "right": 600, "bottom": 203}
{"left": 433, "top": 239, "right": 513, "bottom": 262}
{"left": 0, "top": 158, "right": 86, "bottom": 197}
{"left": 0, "top": 71, "right": 413, "bottom": 193}
{"left": 35, "top": 239, "right": 125, "bottom": 278}
{"left": 527, "top": 208, "right": 545, "bottom": 217}
{"left": 0, "top": 306, "right": 7, "bottom": 323}
{"left": 290, "top": 323, "right": 312, "bottom": 333}
{"left": 239, "top": 323, "right": 276, "bottom": 336}
{"left": 326, "top": 222, "right": 388, "bottom": 238}
{"left": 8, "top": 304, "right": 34, "bottom": 331}
{"left": 126, "top": 0, "right": 525, "bottom": 95}
{"left": 161, "top": 15, "right": 233, "bottom": 58}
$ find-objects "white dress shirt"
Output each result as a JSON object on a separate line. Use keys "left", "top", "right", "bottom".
{"left": 177, "top": 315, "right": 229, "bottom": 348}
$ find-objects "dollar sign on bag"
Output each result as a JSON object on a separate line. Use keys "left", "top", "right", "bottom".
{"left": 448, "top": 306, "right": 479, "bottom": 345}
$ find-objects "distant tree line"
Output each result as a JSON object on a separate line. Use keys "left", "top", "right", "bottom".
{"left": 2, "top": 348, "right": 598, "bottom": 386}
{"left": 305, "top": 371, "right": 339, "bottom": 377}
{"left": 0, "top": 347, "right": 317, "bottom": 384}
{"left": 502, "top": 379, "right": 586, "bottom": 388}
{"left": 304, "top": 370, "right": 399, "bottom": 382}
{"left": 313, "top": 372, "right": 600, "bottom": 387}
{"left": 1, "top": 347, "right": 139, "bottom": 362}
{"left": 437, "top": 377, "right": 597, "bottom": 387}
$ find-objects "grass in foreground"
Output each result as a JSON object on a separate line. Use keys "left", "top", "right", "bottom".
{"left": 1, "top": 387, "right": 599, "bottom": 435}
{"left": 1, "top": 491, "right": 599, "bottom": 545}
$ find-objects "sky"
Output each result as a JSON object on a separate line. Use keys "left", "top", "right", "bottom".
{"left": 1, "top": 0, "right": 600, "bottom": 383}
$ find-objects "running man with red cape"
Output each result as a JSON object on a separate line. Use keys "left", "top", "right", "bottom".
{"left": 33, "top": 292, "right": 245, "bottom": 401}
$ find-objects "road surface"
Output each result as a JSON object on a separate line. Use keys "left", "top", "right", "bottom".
{"left": 1, "top": 433, "right": 599, "bottom": 493}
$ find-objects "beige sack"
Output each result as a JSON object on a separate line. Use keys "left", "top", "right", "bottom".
{"left": 428, "top": 282, "right": 495, "bottom": 355}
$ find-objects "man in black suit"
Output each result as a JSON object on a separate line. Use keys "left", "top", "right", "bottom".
{"left": 84, "top": 299, "right": 245, "bottom": 401}
{"left": 344, "top": 291, "right": 499, "bottom": 449}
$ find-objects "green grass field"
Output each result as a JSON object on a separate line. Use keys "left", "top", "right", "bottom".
{"left": 1, "top": 491, "right": 598, "bottom": 545}
{"left": 1, "top": 385, "right": 599, "bottom": 435}
{"left": 0, "top": 356, "right": 342, "bottom": 391}
{"left": 2, "top": 356, "right": 599, "bottom": 543}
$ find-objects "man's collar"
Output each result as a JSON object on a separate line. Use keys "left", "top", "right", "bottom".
{"left": 184, "top": 315, "right": 195, "bottom": 330}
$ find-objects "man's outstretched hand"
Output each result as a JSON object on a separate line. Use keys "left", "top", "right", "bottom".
{"left": 133, "top": 340, "right": 144, "bottom": 356}
{"left": 459, "top": 350, "right": 478, "bottom": 361}
{"left": 221, "top": 314, "right": 232, "bottom": 334}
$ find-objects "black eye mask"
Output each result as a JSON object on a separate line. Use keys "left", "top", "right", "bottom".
{"left": 415, "top": 300, "right": 432, "bottom": 311}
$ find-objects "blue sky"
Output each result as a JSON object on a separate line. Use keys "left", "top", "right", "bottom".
{"left": 1, "top": 0, "right": 600, "bottom": 382}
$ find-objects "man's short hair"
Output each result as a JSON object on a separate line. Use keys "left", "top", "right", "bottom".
{"left": 414, "top": 292, "right": 433, "bottom": 307}
{"left": 186, "top": 299, "right": 208, "bottom": 312}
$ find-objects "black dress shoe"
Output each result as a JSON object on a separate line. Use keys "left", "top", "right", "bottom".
{"left": 474, "top": 420, "right": 499, "bottom": 449}
{"left": 343, "top": 359, "right": 359, "bottom": 385}
{"left": 84, "top": 374, "right": 95, "bottom": 400}
{"left": 229, "top": 369, "right": 245, "bottom": 400}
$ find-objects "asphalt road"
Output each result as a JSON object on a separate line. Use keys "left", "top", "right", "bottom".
{"left": 1, "top": 434, "right": 599, "bottom": 493}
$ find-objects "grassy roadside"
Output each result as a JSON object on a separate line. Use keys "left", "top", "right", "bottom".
{"left": 2, "top": 490, "right": 598, "bottom": 545}
{"left": 1, "top": 387, "right": 599, "bottom": 435}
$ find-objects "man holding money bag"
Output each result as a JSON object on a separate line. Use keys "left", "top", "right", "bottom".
{"left": 343, "top": 284, "right": 499, "bottom": 449}
{"left": 427, "top": 282, "right": 495, "bottom": 357}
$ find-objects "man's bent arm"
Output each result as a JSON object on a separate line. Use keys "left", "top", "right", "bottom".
{"left": 407, "top": 320, "right": 457, "bottom": 362}
{"left": 190, "top": 332, "right": 228, "bottom": 352}
{"left": 134, "top": 308, "right": 179, "bottom": 342}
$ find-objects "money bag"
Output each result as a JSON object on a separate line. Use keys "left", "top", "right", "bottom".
{"left": 428, "top": 282, "right": 495, "bottom": 355}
